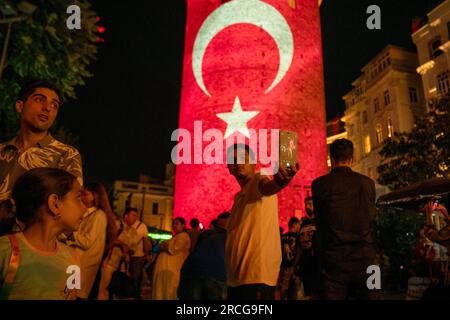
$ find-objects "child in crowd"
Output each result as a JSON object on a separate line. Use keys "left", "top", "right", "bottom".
{"left": 0, "top": 168, "right": 86, "bottom": 299}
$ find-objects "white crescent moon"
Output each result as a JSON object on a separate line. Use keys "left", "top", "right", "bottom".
{"left": 192, "top": 0, "right": 294, "bottom": 97}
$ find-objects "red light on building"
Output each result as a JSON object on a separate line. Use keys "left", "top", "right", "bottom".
{"left": 174, "top": 0, "right": 327, "bottom": 229}
{"left": 97, "top": 26, "right": 106, "bottom": 34}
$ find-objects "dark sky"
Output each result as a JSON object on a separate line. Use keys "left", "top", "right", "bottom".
{"left": 320, "top": 0, "right": 443, "bottom": 119}
{"left": 59, "top": 0, "right": 445, "bottom": 184}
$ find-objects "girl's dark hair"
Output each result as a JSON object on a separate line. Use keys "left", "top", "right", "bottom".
{"left": 84, "top": 182, "right": 118, "bottom": 252}
{"left": 0, "top": 200, "right": 17, "bottom": 236}
{"left": 0, "top": 168, "right": 76, "bottom": 235}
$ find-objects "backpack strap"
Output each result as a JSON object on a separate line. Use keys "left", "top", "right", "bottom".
{"left": 0, "top": 234, "right": 20, "bottom": 299}
{"left": 5, "top": 234, "right": 20, "bottom": 285}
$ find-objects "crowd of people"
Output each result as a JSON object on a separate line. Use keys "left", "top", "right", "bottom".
{"left": 0, "top": 80, "right": 448, "bottom": 300}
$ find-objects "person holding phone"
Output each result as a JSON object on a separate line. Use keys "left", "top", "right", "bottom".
{"left": 279, "top": 131, "right": 298, "bottom": 176}
{"left": 225, "top": 143, "right": 299, "bottom": 300}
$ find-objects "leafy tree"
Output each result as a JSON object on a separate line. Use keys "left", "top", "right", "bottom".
{"left": 0, "top": 0, "right": 101, "bottom": 140}
{"left": 374, "top": 207, "right": 424, "bottom": 290}
{"left": 378, "top": 94, "right": 450, "bottom": 190}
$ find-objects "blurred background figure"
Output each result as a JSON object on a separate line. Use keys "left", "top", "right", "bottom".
{"left": 279, "top": 217, "right": 301, "bottom": 300}
{"left": 65, "top": 182, "right": 117, "bottom": 299}
{"left": 152, "top": 217, "right": 190, "bottom": 300}
{"left": 122, "top": 208, "right": 151, "bottom": 299}
{"left": 208, "top": 219, "right": 217, "bottom": 230}
{"left": 298, "top": 196, "right": 319, "bottom": 300}
{"left": 187, "top": 218, "right": 202, "bottom": 252}
{"left": 97, "top": 207, "right": 149, "bottom": 300}
{"left": 302, "top": 196, "right": 316, "bottom": 227}
{"left": 179, "top": 212, "right": 230, "bottom": 300}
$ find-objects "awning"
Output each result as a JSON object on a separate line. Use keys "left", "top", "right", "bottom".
{"left": 376, "top": 178, "right": 450, "bottom": 209}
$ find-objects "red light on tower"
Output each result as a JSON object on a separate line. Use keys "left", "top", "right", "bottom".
{"left": 174, "top": 0, "right": 327, "bottom": 229}
{"left": 95, "top": 16, "right": 105, "bottom": 43}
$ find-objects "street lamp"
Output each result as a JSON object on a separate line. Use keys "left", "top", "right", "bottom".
{"left": 0, "top": 1, "right": 37, "bottom": 80}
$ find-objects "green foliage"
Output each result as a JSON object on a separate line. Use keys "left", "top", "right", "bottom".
{"left": 378, "top": 95, "right": 450, "bottom": 190}
{"left": 374, "top": 207, "right": 425, "bottom": 289}
{"left": 0, "top": 0, "right": 100, "bottom": 139}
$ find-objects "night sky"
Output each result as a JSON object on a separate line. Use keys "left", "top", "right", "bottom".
{"left": 59, "top": 0, "right": 444, "bottom": 185}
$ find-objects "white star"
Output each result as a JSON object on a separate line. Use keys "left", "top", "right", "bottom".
{"left": 216, "top": 97, "right": 260, "bottom": 138}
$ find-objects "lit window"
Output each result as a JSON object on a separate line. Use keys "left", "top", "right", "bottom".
{"left": 364, "top": 135, "right": 371, "bottom": 154}
{"left": 430, "top": 38, "right": 443, "bottom": 59}
{"left": 384, "top": 90, "right": 391, "bottom": 106}
{"left": 437, "top": 70, "right": 450, "bottom": 94}
{"left": 376, "top": 124, "right": 383, "bottom": 145}
{"left": 409, "top": 87, "right": 418, "bottom": 103}
{"left": 387, "top": 118, "right": 394, "bottom": 138}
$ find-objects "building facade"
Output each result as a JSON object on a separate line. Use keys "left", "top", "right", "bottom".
{"left": 342, "top": 45, "right": 426, "bottom": 197}
{"left": 412, "top": 0, "right": 450, "bottom": 106}
{"left": 113, "top": 164, "right": 175, "bottom": 231}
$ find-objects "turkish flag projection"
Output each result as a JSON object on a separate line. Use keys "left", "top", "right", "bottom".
{"left": 174, "top": 0, "right": 327, "bottom": 229}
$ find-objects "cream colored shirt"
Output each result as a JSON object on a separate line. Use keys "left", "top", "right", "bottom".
{"left": 68, "top": 207, "right": 107, "bottom": 298}
{"left": 152, "top": 232, "right": 191, "bottom": 300}
{"left": 225, "top": 173, "right": 281, "bottom": 287}
{"left": 123, "top": 221, "right": 148, "bottom": 258}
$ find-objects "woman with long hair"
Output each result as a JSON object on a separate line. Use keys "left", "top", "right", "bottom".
{"left": 65, "top": 181, "right": 117, "bottom": 299}
{"left": 0, "top": 167, "right": 86, "bottom": 299}
{"left": 152, "top": 217, "right": 190, "bottom": 300}
{"left": 83, "top": 182, "right": 118, "bottom": 254}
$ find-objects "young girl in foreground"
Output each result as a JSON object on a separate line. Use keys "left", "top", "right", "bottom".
{"left": 0, "top": 167, "right": 86, "bottom": 300}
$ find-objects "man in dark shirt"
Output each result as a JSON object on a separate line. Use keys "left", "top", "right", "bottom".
{"left": 187, "top": 218, "right": 202, "bottom": 253}
{"left": 298, "top": 196, "right": 319, "bottom": 299}
{"left": 279, "top": 217, "right": 301, "bottom": 300}
{"left": 301, "top": 196, "right": 316, "bottom": 227}
{"left": 312, "top": 139, "right": 379, "bottom": 300}
{"left": 178, "top": 212, "right": 230, "bottom": 300}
